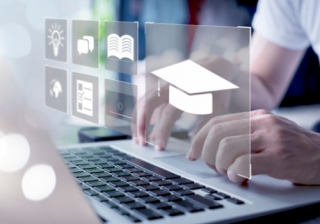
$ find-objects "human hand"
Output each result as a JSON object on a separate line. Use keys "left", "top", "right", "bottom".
{"left": 132, "top": 56, "right": 237, "bottom": 150}
{"left": 187, "top": 109, "right": 320, "bottom": 185}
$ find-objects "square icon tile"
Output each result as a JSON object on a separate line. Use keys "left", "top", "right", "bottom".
{"left": 72, "top": 20, "right": 99, "bottom": 68}
{"left": 105, "top": 21, "right": 138, "bottom": 76}
{"left": 45, "top": 19, "right": 67, "bottom": 62}
{"left": 72, "top": 72, "right": 99, "bottom": 124}
{"left": 45, "top": 66, "right": 68, "bottom": 113}
{"left": 104, "top": 78, "right": 138, "bottom": 137}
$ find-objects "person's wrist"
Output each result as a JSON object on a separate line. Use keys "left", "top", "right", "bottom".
{"left": 305, "top": 131, "right": 320, "bottom": 184}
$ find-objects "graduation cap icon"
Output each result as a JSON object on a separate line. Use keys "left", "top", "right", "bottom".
{"left": 151, "top": 60, "right": 239, "bottom": 115}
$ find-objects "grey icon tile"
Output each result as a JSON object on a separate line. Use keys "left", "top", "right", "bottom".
{"left": 105, "top": 21, "right": 138, "bottom": 76}
{"left": 45, "top": 18, "right": 67, "bottom": 62}
{"left": 72, "top": 72, "right": 99, "bottom": 124}
{"left": 105, "top": 78, "right": 138, "bottom": 137}
{"left": 72, "top": 20, "right": 99, "bottom": 68}
{"left": 45, "top": 66, "right": 68, "bottom": 113}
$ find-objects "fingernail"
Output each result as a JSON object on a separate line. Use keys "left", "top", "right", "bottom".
{"left": 155, "top": 145, "right": 163, "bottom": 150}
{"left": 186, "top": 151, "right": 195, "bottom": 161}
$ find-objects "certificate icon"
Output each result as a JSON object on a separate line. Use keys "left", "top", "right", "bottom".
{"left": 77, "top": 80, "right": 93, "bottom": 117}
{"left": 72, "top": 72, "right": 99, "bottom": 124}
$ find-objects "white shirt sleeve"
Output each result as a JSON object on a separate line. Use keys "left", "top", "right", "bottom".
{"left": 252, "top": 0, "right": 310, "bottom": 50}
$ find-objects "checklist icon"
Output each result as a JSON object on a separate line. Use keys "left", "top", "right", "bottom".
{"left": 76, "top": 80, "right": 93, "bottom": 117}
{"left": 72, "top": 72, "right": 99, "bottom": 124}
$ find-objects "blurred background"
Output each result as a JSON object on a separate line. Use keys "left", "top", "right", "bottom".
{"left": 0, "top": 0, "right": 319, "bottom": 145}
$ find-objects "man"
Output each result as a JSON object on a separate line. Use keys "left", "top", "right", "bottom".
{"left": 135, "top": 0, "right": 320, "bottom": 185}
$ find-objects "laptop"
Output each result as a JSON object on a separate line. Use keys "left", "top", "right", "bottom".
{"left": 1, "top": 29, "right": 320, "bottom": 224}
{"left": 3, "top": 104, "right": 320, "bottom": 224}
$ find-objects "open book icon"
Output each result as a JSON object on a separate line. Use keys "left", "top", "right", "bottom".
{"left": 107, "top": 34, "right": 134, "bottom": 61}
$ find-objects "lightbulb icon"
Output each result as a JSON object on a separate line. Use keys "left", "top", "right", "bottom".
{"left": 48, "top": 23, "right": 64, "bottom": 57}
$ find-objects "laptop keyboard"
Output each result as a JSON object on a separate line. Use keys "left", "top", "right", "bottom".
{"left": 61, "top": 146, "right": 244, "bottom": 223}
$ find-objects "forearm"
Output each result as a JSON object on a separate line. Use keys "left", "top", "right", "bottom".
{"left": 229, "top": 70, "right": 277, "bottom": 113}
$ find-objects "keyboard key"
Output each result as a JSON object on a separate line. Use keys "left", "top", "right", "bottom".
{"left": 130, "top": 180, "right": 149, "bottom": 186}
{"left": 128, "top": 191, "right": 149, "bottom": 198}
{"left": 70, "top": 168, "right": 82, "bottom": 173}
{"left": 93, "top": 195, "right": 109, "bottom": 202}
{"left": 183, "top": 183, "right": 203, "bottom": 190}
{"left": 100, "top": 155, "right": 113, "bottom": 160}
{"left": 73, "top": 161, "right": 89, "bottom": 165}
{"left": 121, "top": 176, "right": 140, "bottom": 182}
{"left": 87, "top": 181, "right": 106, "bottom": 187}
{"left": 80, "top": 184, "right": 90, "bottom": 191}
{"left": 161, "top": 208, "right": 184, "bottom": 216}
{"left": 113, "top": 196, "right": 135, "bottom": 204}
{"left": 201, "top": 188, "right": 218, "bottom": 194}
{"left": 170, "top": 178, "right": 193, "bottom": 185}
{"left": 142, "top": 176, "right": 162, "bottom": 182}
{"left": 133, "top": 208, "right": 163, "bottom": 220}
{"left": 214, "top": 192, "right": 231, "bottom": 199}
{"left": 85, "top": 168, "right": 104, "bottom": 174}
{"left": 151, "top": 180, "right": 172, "bottom": 186}
{"left": 161, "top": 194, "right": 182, "bottom": 202}
{"left": 93, "top": 172, "right": 112, "bottom": 178}
{"left": 99, "top": 146, "right": 116, "bottom": 151}
{"left": 113, "top": 161, "right": 126, "bottom": 165}
{"left": 103, "top": 190, "right": 124, "bottom": 198}
{"left": 79, "top": 176, "right": 98, "bottom": 182}
{"left": 122, "top": 214, "right": 141, "bottom": 223}
{"left": 124, "top": 202, "right": 146, "bottom": 210}
{"left": 101, "top": 177, "right": 120, "bottom": 182}
{"left": 103, "top": 201, "right": 118, "bottom": 208}
{"left": 95, "top": 185, "right": 115, "bottom": 192}
{"left": 226, "top": 198, "right": 244, "bottom": 205}
{"left": 118, "top": 186, "right": 139, "bottom": 192}
{"left": 98, "top": 164, "right": 114, "bottom": 169}
{"left": 74, "top": 172, "right": 90, "bottom": 178}
{"left": 134, "top": 172, "right": 152, "bottom": 177}
{"left": 109, "top": 181, "right": 129, "bottom": 187}
{"left": 93, "top": 152, "right": 105, "bottom": 156}
{"left": 173, "top": 200, "right": 204, "bottom": 213}
{"left": 118, "top": 164, "right": 135, "bottom": 169}
{"left": 205, "top": 194, "right": 222, "bottom": 201}
{"left": 67, "top": 163, "right": 76, "bottom": 168}
{"left": 139, "top": 185, "right": 160, "bottom": 191}
{"left": 139, "top": 196, "right": 160, "bottom": 204}
{"left": 149, "top": 190, "right": 170, "bottom": 197}
{"left": 126, "top": 168, "right": 143, "bottom": 173}
{"left": 150, "top": 202, "right": 171, "bottom": 210}
{"left": 78, "top": 164, "right": 95, "bottom": 169}
{"left": 68, "top": 158, "right": 83, "bottom": 163}
{"left": 82, "top": 155, "right": 96, "bottom": 160}
{"left": 173, "top": 190, "right": 195, "bottom": 196}
{"left": 84, "top": 148, "right": 104, "bottom": 153}
{"left": 87, "top": 157, "right": 100, "bottom": 162}
{"left": 94, "top": 160, "right": 108, "bottom": 165}
{"left": 107, "top": 168, "right": 122, "bottom": 173}
{"left": 114, "top": 172, "right": 131, "bottom": 177}
{"left": 185, "top": 194, "right": 223, "bottom": 209}
{"left": 162, "top": 185, "right": 183, "bottom": 191}
{"left": 84, "top": 189, "right": 99, "bottom": 196}
{"left": 106, "top": 158, "right": 120, "bottom": 162}
{"left": 74, "top": 152, "right": 87, "bottom": 155}
{"left": 127, "top": 158, "right": 180, "bottom": 179}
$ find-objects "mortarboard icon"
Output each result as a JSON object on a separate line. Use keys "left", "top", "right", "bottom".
{"left": 151, "top": 60, "right": 239, "bottom": 115}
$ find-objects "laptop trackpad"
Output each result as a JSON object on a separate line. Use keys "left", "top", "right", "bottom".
{"left": 155, "top": 155, "right": 219, "bottom": 179}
